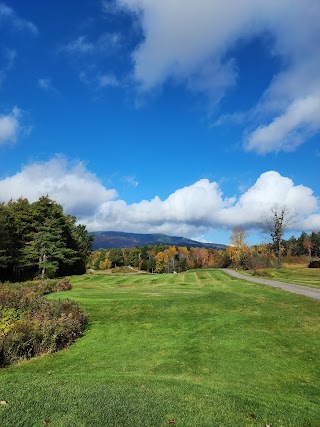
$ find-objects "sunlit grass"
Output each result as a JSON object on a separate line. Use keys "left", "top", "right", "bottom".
{"left": 269, "top": 267, "right": 320, "bottom": 289}
{"left": 245, "top": 266, "right": 320, "bottom": 289}
{"left": 0, "top": 270, "right": 319, "bottom": 426}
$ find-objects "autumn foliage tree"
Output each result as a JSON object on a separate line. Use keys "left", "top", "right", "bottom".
{"left": 155, "top": 251, "right": 169, "bottom": 273}
{"left": 88, "top": 244, "right": 231, "bottom": 272}
{"left": 164, "top": 247, "right": 178, "bottom": 272}
{"left": 228, "top": 227, "right": 250, "bottom": 268}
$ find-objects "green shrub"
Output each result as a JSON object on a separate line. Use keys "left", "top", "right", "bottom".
{"left": 251, "top": 269, "right": 275, "bottom": 277}
{"left": 37, "top": 278, "right": 71, "bottom": 294}
{"left": 0, "top": 320, "right": 38, "bottom": 365}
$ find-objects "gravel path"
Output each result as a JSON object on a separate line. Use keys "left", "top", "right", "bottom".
{"left": 221, "top": 269, "right": 320, "bottom": 301}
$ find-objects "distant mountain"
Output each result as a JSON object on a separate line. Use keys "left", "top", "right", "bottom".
{"left": 90, "top": 231, "right": 227, "bottom": 251}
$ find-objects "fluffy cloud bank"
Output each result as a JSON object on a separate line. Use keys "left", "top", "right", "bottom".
{"left": 0, "top": 157, "right": 319, "bottom": 236}
{"left": 116, "top": 0, "right": 320, "bottom": 153}
{"left": 0, "top": 157, "right": 116, "bottom": 216}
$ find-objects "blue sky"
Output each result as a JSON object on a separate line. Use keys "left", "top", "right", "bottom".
{"left": 0, "top": 0, "right": 320, "bottom": 245}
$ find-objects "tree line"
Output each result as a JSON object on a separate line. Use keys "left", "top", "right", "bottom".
{"left": 228, "top": 205, "right": 320, "bottom": 269}
{"left": 0, "top": 196, "right": 93, "bottom": 282}
{"left": 89, "top": 229, "right": 320, "bottom": 273}
{"left": 2, "top": 197, "right": 318, "bottom": 280}
{"left": 89, "top": 245, "right": 231, "bottom": 273}
{"left": 283, "top": 232, "right": 320, "bottom": 258}
{"left": 228, "top": 228, "right": 320, "bottom": 270}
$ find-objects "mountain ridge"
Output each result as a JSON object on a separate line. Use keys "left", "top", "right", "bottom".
{"left": 90, "top": 231, "right": 227, "bottom": 250}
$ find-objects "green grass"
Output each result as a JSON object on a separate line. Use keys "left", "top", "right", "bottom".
{"left": 246, "top": 267, "right": 320, "bottom": 289}
{"left": 268, "top": 267, "right": 320, "bottom": 289}
{"left": 1, "top": 269, "right": 320, "bottom": 426}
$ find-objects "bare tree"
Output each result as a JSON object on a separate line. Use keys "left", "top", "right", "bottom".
{"left": 260, "top": 205, "right": 295, "bottom": 268}
{"left": 303, "top": 236, "right": 314, "bottom": 261}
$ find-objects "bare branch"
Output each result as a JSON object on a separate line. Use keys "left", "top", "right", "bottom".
{"left": 259, "top": 204, "right": 295, "bottom": 268}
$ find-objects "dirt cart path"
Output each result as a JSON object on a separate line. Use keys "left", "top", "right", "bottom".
{"left": 221, "top": 269, "right": 320, "bottom": 301}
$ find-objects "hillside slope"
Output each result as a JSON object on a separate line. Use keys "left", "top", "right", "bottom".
{"left": 91, "top": 231, "right": 226, "bottom": 250}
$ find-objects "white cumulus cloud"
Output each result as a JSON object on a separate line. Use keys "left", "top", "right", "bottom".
{"left": 1, "top": 158, "right": 319, "bottom": 236}
{"left": 117, "top": 0, "right": 259, "bottom": 90}
{"left": 245, "top": 94, "right": 320, "bottom": 153}
{"left": 0, "top": 157, "right": 117, "bottom": 217}
{"left": 63, "top": 169, "right": 320, "bottom": 234}
{"left": 0, "top": 107, "right": 20, "bottom": 145}
{"left": 116, "top": 0, "right": 320, "bottom": 152}
{"left": 215, "top": 171, "right": 318, "bottom": 227}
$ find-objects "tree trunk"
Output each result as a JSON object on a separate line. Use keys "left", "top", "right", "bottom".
{"left": 40, "top": 253, "right": 47, "bottom": 280}
{"left": 276, "top": 241, "right": 282, "bottom": 269}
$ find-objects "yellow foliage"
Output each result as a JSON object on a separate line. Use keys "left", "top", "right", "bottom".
{"left": 99, "top": 258, "right": 111, "bottom": 270}
{"left": 155, "top": 251, "right": 169, "bottom": 273}
{"left": 0, "top": 308, "right": 17, "bottom": 337}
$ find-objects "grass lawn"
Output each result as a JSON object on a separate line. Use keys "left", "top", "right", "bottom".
{"left": 0, "top": 269, "right": 319, "bottom": 426}
{"left": 268, "top": 267, "right": 320, "bottom": 289}
{"left": 246, "top": 266, "right": 320, "bottom": 289}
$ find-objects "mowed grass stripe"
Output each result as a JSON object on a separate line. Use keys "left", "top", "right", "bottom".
{"left": 239, "top": 267, "right": 320, "bottom": 289}
{"left": 0, "top": 269, "right": 319, "bottom": 427}
{"left": 270, "top": 267, "right": 320, "bottom": 289}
